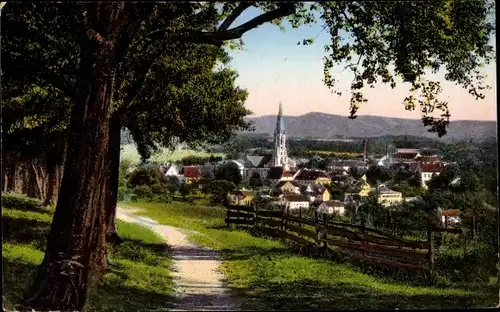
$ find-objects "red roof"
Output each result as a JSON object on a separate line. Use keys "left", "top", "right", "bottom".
{"left": 183, "top": 166, "right": 200, "bottom": 178}
{"left": 396, "top": 152, "right": 419, "bottom": 160}
{"left": 294, "top": 170, "right": 330, "bottom": 181}
{"left": 415, "top": 155, "right": 440, "bottom": 163}
{"left": 419, "top": 163, "right": 443, "bottom": 173}
{"left": 442, "top": 209, "right": 460, "bottom": 217}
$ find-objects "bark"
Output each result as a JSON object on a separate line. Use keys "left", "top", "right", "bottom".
{"left": 43, "top": 164, "right": 57, "bottom": 206}
{"left": 23, "top": 4, "right": 142, "bottom": 310}
{"left": 6, "top": 162, "right": 16, "bottom": 192}
{"left": 26, "top": 159, "right": 49, "bottom": 201}
{"left": 105, "top": 113, "right": 123, "bottom": 245}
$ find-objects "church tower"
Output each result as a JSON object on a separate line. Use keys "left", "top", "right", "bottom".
{"left": 273, "top": 102, "right": 289, "bottom": 170}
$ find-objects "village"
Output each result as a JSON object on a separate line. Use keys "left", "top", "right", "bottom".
{"left": 131, "top": 103, "right": 459, "bottom": 227}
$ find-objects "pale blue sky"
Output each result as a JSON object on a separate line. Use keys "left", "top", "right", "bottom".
{"left": 227, "top": 7, "right": 497, "bottom": 121}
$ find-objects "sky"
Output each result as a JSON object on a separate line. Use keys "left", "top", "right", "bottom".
{"left": 227, "top": 7, "right": 497, "bottom": 121}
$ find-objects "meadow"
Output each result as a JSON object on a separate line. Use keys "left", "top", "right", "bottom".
{"left": 120, "top": 198, "right": 497, "bottom": 310}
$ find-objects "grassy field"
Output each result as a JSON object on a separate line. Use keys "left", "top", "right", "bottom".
{"left": 121, "top": 144, "right": 225, "bottom": 165}
{"left": 121, "top": 198, "right": 498, "bottom": 310}
{"left": 2, "top": 193, "right": 174, "bottom": 312}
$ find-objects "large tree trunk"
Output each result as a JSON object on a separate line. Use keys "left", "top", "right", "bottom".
{"left": 105, "top": 113, "right": 123, "bottom": 245}
{"left": 23, "top": 4, "right": 142, "bottom": 310}
{"left": 24, "top": 41, "right": 115, "bottom": 312}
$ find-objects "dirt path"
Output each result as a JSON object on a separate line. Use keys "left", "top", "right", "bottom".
{"left": 116, "top": 207, "right": 239, "bottom": 311}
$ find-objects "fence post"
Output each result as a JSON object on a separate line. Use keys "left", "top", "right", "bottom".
{"left": 427, "top": 229, "right": 435, "bottom": 286}
{"left": 322, "top": 213, "right": 328, "bottom": 250}
{"left": 281, "top": 205, "right": 286, "bottom": 232}
{"left": 254, "top": 202, "right": 259, "bottom": 229}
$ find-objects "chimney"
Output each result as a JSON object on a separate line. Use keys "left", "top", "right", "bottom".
{"left": 363, "top": 139, "right": 367, "bottom": 162}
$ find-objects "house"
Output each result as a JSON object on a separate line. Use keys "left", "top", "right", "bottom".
{"left": 279, "top": 195, "right": 310, "bottom": 211}
{"left": 376, "top": 184, "right": 403, "bottom": 207}
{"left": 317, "top": 200, "right": 345, "bottom": 215}
{"left": 415, "top": 155, "right": 441, "bottom": 164}
{"left": 280, "top": 170, "right": 296, "bottom": 181}
{"left": 441, "top": 209, "right": 461, "bottom": 228}
{"left": 183, "top": 166, "right": 200, "bottom": 184}
{"left": 243, "top": 154, "right": 273, "bottom": 180}
{"left": 344, "top": 174, "right": 372, "bottom": 202}
{"left": 293, "top": 169, "right": 331, "bottom": 185}
{"left": 419, "top": 162, "right": 445, "bottom": 188}
{"left": 395, "top": 148, "right": 421, "bottom": 162}
{"left": 273, "top": 180, "right": 300, "bottom": 195}
{"left": 160, "top": 164, "right": 179, "bottom": 177}
{"left": 315, "top": 187, "right": 331, "bottom": 203}
{"left": 329, "top": 159, "right": 367, "bottom": 173}
{"left": 229, "top": 190, "right": 255, "bottom": 206}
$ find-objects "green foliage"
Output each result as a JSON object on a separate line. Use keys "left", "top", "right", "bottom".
{"left": 1, "top": 192, "right": 46, "bottom": 210}
{"left": 365, "top": 166, "right": 392, "bottom": 185}
{"left": 209, "top": 180, "right": 236, "bottom": 205}
{"left": 319, "top": 0, "right": 494, "bottom": 136}
{"left": 127, "top": 167, "right": 164, "bottom": 188}
{"left": 249, "top": 172, "right": 263, "bottom": 189}
{"left": 391, "top": 184, "right": 426, "bottom": 198}
{"left": 133, "top": 185, "right": 154, "bottom": 202}
{"left": 178, "top": 184, "right": 192, "bottom": 201}
{"left": 214, "top": 162, "right": 242, "bottom": 185}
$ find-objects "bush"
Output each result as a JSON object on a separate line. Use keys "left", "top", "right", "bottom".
{"left": 151, "top": 183, "right": 165, "bottom": 195}
{"left": 133, "top": 185, "right": 154, "bottom": 201}
{"left": 1, "top": 192, "right": 45, "bottom": 209}
{"left": 436, "top": 245, "right": 495, "bottom": 285}
{"left": 128, "top": 166, "right": 164, "bottom": 188}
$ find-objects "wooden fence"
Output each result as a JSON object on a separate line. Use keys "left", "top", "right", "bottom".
{"left": 224, "top": 204, "right": 462, "bottom": 285}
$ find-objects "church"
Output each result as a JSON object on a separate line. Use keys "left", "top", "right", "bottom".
{"left": 241, "top": 102, "right": 292, "bottom": 180}
{"left": 270, "top": 101, "right": 290, "bottom": 170}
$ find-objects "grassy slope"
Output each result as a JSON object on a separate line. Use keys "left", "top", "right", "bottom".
{"left": 2, "top": 193, "right": 174, "bottom": 312}
{"left": 121, "top": 199, "right": 497, "bottom": 310}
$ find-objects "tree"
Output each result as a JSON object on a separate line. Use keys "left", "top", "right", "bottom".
{"left": 209, "top": 180, "right": 236, "bottom": 205}
{"left": 179, "top": 183, "right": 192, "bottom": 201}
{"left": 365, "top": 166, "right": 392, "bottom": 186}
{"left": 215, "top": 162, "right": 243, "bottom": 185}
{"left": 4, "top": 1, "right": 494, "bottom": 310}
{"left": 165, "top": 175, "right": 180, "bottom": 198}
{"left": 249, "top": 172, "right": 263, "bottom": 189}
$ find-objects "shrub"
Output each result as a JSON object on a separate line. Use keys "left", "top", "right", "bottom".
{"left": 128, "top": 166, "right": 164, "bottom": 188}
{"left": 1, "top": 192, "right": 45, "bottom": 209}
{"left": 150, "top": 183, "right": 165, "bottom": 195}
{"left": 133, "top": 185, "right": 154, "bottom": 201}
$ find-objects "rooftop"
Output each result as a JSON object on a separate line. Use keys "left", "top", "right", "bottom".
{"left": 294, "top": 170, "right": 330, "bottom": 181}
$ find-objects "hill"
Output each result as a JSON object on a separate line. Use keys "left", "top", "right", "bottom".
{"left": 245, "top": 112, "right": 496, "bottom": 140}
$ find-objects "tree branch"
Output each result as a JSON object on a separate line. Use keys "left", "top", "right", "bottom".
{"left": 147, "top": 3, "right": 296, "bottom": 45}
{"left": 218, "top": 2, "right": 252, "bottom": 31}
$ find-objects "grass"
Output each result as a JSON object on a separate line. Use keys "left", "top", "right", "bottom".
{"left": 121, "top": 198, "right": 498, "bottom": 310}
{"left": 2, "top": 192, "right": 174, "bottom": 312}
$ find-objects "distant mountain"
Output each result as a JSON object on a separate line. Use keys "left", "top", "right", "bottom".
{"left": 245, "top": 112, "right": 496, "bottom": 140}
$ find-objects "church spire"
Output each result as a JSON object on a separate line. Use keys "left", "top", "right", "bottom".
{"left": 275, "top": 101, "right": 285, "bottom": 134}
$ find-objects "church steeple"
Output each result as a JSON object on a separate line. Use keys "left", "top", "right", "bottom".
{"left": 272, "top": 102, "right": 289, "bottom": 170}
{"left": 275, "top": 101, "right": 285, "bottom": 134}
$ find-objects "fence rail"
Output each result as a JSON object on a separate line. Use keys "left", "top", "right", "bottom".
{"left": 224, "top": 204, "right": 462, "bottom": 285}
